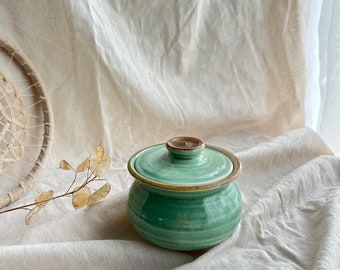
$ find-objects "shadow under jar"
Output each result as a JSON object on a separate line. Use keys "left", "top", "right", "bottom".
{"left": 127, "top": 137, "right": 242, "bottom": 251}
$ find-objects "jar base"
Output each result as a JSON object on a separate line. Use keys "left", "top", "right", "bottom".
{"left": 127, "top": 180, "right": 243, "bottom": 251}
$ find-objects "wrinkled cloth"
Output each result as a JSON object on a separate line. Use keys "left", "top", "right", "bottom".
{"left": 0, "top": 1, "right": 339, "bottom": 269}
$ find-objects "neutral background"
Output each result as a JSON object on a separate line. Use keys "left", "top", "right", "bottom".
{"left": 0, "top": 1, "right": 339, "bottom": 269}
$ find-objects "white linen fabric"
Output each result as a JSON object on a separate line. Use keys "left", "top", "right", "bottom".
{"left": 0, "top": 1, "right": 339, "bottom": 269}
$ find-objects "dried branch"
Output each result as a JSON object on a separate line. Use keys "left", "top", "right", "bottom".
{"left": 0, "top": 145, "right": 111, "bottom": 224}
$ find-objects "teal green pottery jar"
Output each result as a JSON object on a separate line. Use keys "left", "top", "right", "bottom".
{"left": 127, "top": 137, "right": 242, "bottom": 251}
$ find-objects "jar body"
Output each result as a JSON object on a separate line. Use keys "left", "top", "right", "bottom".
{"left": 127, "top": 180, "right": 242, "bottom": 251}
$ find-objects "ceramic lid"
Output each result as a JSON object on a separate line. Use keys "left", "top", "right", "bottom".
{"left": 128, "top": 137, "right": 241, "bottom": 191}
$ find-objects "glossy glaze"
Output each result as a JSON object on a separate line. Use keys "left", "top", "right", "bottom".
{"left": 128, "top": 181, "right": 242, "bottom": 250}
{"left": 127, "top": 137, "right": 242, "bottom": 251}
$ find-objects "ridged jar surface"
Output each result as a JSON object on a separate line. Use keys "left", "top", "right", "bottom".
{"left": 127, "top": 180, "right": 242, "bottom": 251}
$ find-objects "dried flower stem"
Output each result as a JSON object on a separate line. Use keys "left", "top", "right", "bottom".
{"left": 0, "top": 144, "right": 111, "bottom": 224}
{"left": 0, "top": 174, "right": 98, "bottom": 215}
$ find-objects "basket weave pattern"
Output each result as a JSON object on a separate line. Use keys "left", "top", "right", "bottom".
{"left": 0, "top": 73, "right": 30, "bottom": 174}
{"left": 0, "top": 37, "right": 53, "bottom": 209}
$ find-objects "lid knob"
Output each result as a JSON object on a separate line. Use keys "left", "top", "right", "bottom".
{"left": 166, "top": 137, "right": 205, "bottom": 159}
